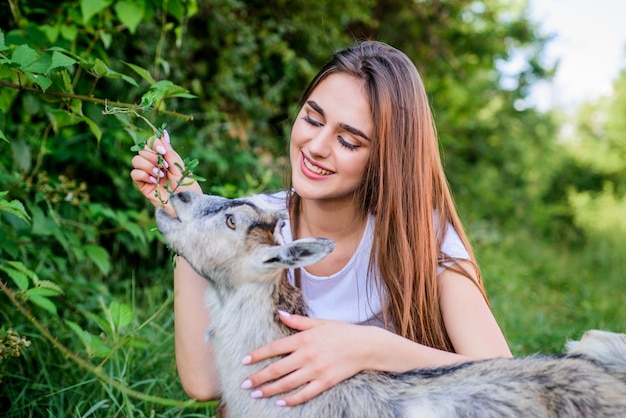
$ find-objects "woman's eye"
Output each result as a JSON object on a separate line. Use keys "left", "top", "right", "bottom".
{"left": 226, "top": 214, "right": 236, "bottom": 230}
{"left": 338, "top": 135, "right": 359, "bottom": 151}
{"left": 302, "top": 115, "right": 323, "bottom": 127}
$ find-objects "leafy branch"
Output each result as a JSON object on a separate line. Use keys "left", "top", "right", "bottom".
{"left": 0, "top": 80, "right": 194, "bottom": 122}
{"left": 102, "top": 100, "right": 206, "bottom": 205}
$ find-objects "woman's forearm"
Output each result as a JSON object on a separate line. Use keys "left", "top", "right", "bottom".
{"left": 363, "top": 326, "right": 473, "bottom": 372}
{"left": 173, "top": 256, "right": 222, "bottom": 400}
{"left": 363, "top": 324, "right": 512, "bottom": 373}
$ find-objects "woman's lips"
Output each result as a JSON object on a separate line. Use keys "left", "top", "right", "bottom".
{"left": 301, "top": 152, "right": 335, "bottom": 177}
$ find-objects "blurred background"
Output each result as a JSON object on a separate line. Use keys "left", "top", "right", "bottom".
{"left": 1, "top": 0, "right": 624, "bottom": 416}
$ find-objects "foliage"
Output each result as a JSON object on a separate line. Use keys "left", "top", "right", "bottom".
{"left": 543, "top": 68, "right": 626, "bottom": 274}
{"left": 0, "top": 0, "right": 624, "bottom": 416}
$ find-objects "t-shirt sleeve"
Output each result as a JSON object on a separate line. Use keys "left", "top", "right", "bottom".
{"left": 440, "top": 223, "right": 470, "bottom": 261}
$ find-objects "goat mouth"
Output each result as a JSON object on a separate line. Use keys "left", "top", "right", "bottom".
{"left": 156, "top": 208, "right": 182, "bottom": 230}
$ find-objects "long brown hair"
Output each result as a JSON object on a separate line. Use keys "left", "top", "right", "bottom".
{"left": 287, "top": 41, "right": 485, "bottom": 352}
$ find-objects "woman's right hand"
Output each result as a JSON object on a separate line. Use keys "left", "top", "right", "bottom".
{"left": 130, "top": 129, "right": 202, "bottom": 216}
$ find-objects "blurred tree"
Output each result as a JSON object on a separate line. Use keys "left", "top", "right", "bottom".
{"left": 543, "top": 67, "right": 626, "bottom": 271}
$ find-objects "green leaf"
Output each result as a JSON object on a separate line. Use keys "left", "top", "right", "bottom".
{"left": 0, "top": 31, "right": 6, "bottom": 51}
{"left": 114, "top": 0, "right": 145, "bottom": 34}
{"left": 16, "top": 49, "right": 51, "bottom": 74}
{"left": 84, "top": 244, "right": 111, "bottom": 275}
{"left": 39, "top": 24, "right": 60, "bottom": 43}
{"left": 47, "top": 47, "right": 84, "bottom": 64}
{"left": 91, "top": 58, "right": 137, "bottom": 86}
{"left": 11, "top": 45, "right": 37, "bottom": 69}
{"left": 65, "top": 320, "right": 112, "bottom": 358}
{"left": 122, "top": 61, "right": 156, "bottom": 85}
{"left": 49, "top": 50, "right": 77, "bottom": 71}
{"left": 154, "top": 80, "right": 196, "bottom": 99}
{"left": 60, "top": 69, "right": 74, "bottom": 94}
{"left": 34, "top": 280, "right": 64, "bottom": 295}
{"left": 25, "top": 287, "right": 61, "bottom": 298}
{"left": 60, "top": 24, "right": 78, "bottom": 42}
{"left": 28, "top": 295, "right": 57, "bottom": 315}
{"left": 140, "top": 80, "right": 195, "bottom": 108}
{"left": 99, "top": 30, "right": 112, "bottom": 49}
{"left": 24, "top": 71, "right": 52, "bottom": 91}
{"left": 84, "top": 311, "right": 112, "bottom": 336}
{"left": 82, "top": 115, "right": 103, "bottom": 142}
{"left": 108, "top": 301, "right": 132, "bottom": 329}
{"left": 0, "top": 129, "right": 7, "bottom": 143}
{"left": 0, "top": 195, "right": 31, "bottom": 223}
{"left": 46, "top": 109, "right": 83, "bottom": 132}
{"left": 81, "top": 0, "right": 113, "bottom": 24}
{"left": 0, "top": 262, "right": 31, "bottom": 291}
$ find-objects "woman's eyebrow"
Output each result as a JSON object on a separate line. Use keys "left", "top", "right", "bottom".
{"left": 306, "top": 100, "right": 325, "bottom": 116}
{"left": 340, "top": 123, "right": 371, "bottom": 142}
{"left": 306, "top": 100, "right": 371, "bottom": 141}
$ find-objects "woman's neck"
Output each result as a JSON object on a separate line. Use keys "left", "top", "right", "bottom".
{"left": 295, "top": 197, "right": 368, "bottom": 277}
{"left": 298, "top": 197, "right": 366, "bottom": 240}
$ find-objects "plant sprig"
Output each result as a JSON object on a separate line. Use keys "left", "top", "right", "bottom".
{"left": 103, "top": 101, "right": 205, "bottom": 205}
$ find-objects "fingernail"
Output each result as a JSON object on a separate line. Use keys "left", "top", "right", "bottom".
{"left": 250, "top": 390, "right": 263, "bottom": 399}
{"left": 277, "top": 310, "right": 291, "bottom": 318}
{"left": 162, "top": 160, "right": 169, "bottom": 169}
{"left": 241, "top": 355, "right": 251, "bottom": 365}
{"left": 276, "top": 399, "right": 287, "bottom": 407}
{"left": 149, "top": 176, "right": 158, "bottom": 184}
{"left": 156, "top": 145, "right": 166, "bottom": 155}
{"left": 164, "top": 129, "right": 170, "bottom": 144}
{"left": 152, "top": 167, "right": 165, "bottom": 177}
{"left": 240, "top": 379, "right": 252, "bottom": 389}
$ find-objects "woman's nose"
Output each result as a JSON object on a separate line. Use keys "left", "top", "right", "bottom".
{"left": 307, "top": 127, "right": 332, "bottom": 158}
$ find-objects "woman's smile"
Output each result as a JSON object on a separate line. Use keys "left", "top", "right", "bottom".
{"left": 301, "top": 152, "right": 335, "bottom": 177}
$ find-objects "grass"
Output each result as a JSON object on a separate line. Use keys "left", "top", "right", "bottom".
{"left": 476, "top": 226, "right": 625, "bottom": 355}
{"left": 1, "top": 225, "right": 624, "bottom": 416}
{"left": 1, "top": 278, "right": 218, "bottom": 417}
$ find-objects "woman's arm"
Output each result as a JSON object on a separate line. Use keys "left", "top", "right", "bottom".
{"left": 241, "top": 261, "right": 511, "bottom": 406}
{"left": 173, "top": 257, "right": 222, "bottom": 400}
{"left": 130, "top": 131, "right": 220, "bottom": 399}
{"left": 438, "top": 260, "right": 512, "bottom": 359}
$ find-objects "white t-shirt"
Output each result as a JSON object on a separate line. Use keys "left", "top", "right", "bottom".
{"left": 260, "top": 192, "right": 470, "bottom": 328}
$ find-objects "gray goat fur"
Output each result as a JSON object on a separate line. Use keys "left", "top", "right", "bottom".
{"left": 156, "top": 191, "right": 626, "bottom": 418}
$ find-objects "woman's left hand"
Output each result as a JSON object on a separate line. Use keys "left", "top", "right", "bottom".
{"left": 240, "top": 311, "right": 371, "bottom": 406}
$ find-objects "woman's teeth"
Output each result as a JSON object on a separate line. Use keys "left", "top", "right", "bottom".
{"left": 304, "top": 157, "right": 333, "bottom": 175}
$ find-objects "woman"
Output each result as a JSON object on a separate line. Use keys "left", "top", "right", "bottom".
{"left": 131, "top": 40, "right": 512, "bottom": 407}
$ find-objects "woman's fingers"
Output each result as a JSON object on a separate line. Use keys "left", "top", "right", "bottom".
{"left": 277, "top": 311, "right": 324, "bottom": 331}
{"left": 277, "top": 380, "right": 329, "bottom": 406}
{"left": 244, "top": 356, "right": 340, "bottom": 406}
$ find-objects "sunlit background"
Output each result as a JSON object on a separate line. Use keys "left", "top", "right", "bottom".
{"left": 529, "top": 0, "right": 626, "bottom": 110}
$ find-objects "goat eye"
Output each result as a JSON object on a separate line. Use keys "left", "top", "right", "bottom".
{"left": 226, "top": 214, "right": 236, "bottom": 230}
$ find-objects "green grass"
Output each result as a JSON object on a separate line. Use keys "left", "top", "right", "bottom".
{"left": 477, "top": 227, "right": 625, "bottom": 355}
{"left": 2, "top": 227, "right": 624, "bottom": 416}
{"left": 1, "top": 279, "right": 218, "bottom": 417}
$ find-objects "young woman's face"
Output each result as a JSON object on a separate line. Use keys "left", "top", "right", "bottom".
{"left": 290, "top": 73, "right": 373, "bottom": 203}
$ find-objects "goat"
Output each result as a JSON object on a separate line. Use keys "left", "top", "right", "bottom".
{"left": 156, "top": 191, "right": 626, "bottom": 417}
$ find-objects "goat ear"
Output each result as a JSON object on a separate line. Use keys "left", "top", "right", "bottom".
{"left": 259, "top": 238, "right": 335, "bottom": 270}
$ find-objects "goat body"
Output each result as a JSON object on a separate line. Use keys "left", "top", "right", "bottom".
{"left": 156, "top": 192, "right": 626, "bottom": 417}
